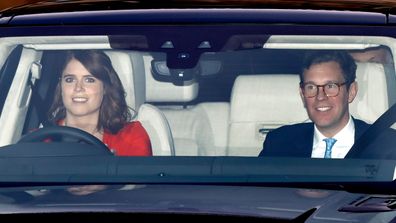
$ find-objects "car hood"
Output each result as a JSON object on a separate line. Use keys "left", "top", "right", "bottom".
{"left": 0, "top": 184, "right": 395, "bottom": 222}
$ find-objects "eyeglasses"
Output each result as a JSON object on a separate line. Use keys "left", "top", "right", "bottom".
{"left": 300, "top": 82, "right": 347, "bottom": 98}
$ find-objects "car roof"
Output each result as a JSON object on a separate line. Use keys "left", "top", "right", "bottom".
{"left": 2, "top": 0, "right": 396, "bottom": 14}
{"left": 0, "top": 0, "right": 393, "bottom": 26}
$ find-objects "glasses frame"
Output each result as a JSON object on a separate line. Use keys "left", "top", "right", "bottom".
{"left": 300, "top": 82, "right": 347, "bottom": 98}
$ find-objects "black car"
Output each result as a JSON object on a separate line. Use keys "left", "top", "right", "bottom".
{"left": 1, "top": 0, "right": 396, "bottom": 222}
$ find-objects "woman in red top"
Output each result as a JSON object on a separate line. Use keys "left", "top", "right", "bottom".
{"left": 48, "top": 50, "right": 152, "bottom": 156}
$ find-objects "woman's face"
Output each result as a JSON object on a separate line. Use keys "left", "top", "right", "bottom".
{"left": 61, "top": 58, "right": 104, "bottom": 121}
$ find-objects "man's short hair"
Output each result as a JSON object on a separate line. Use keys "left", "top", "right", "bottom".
{"left": 300, "top": 50, "right": 357, "bottom": 88}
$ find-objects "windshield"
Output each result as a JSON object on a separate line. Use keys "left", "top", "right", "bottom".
{"left": 0, "top": 24, "right": 396, "bottom": 187}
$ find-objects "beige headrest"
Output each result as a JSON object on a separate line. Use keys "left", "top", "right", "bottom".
{"left": 350, "top": 62, "right": 390, "bottom": 123}
{"left": 230, "top": 74, "right": 308, "bottom": 124}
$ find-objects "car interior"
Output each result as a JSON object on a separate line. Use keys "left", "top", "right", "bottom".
{"left": 0, "top": 34, "right": 395, "bottom": 157}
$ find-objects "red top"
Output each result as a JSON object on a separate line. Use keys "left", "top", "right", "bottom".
{"left": 57, "top": 120, "right": 152, "bottom": 156}
{"left": 103, "top": 121, "right": 152, "bottom": 156}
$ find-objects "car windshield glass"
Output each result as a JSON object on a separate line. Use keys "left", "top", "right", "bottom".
{"left": 0, "top": 24, "right": 396, "bottom": 187}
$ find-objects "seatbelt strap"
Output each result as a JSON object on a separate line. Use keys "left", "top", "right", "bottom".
{"left": 28, "top": 79, "right": 52, "bottom": 127}
{"left": 346, "top": 102, "right": 396, "bottom": 158}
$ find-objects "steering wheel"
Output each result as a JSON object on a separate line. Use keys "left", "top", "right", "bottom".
{"left": 18, "top": 126, "right": 113, "bottom": 155}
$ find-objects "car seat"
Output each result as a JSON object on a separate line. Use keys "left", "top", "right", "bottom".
{"left": 105, "top": 50, "right": 175, "bottom": 155}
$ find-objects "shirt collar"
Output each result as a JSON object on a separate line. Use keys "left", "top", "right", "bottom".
{"left": 313, "top": 115, "right": 355, "bottom": 145}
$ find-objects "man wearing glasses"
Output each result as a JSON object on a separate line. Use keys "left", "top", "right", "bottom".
{"left": 259, "top": 50, "right": 369, "bottom": 158}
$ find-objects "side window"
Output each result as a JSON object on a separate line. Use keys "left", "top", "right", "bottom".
{"left": 0, "top": 45, "right": 23, "bottom": 115}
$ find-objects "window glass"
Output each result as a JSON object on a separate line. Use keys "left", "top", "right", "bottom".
{"left": 0, "top": 34, "right": 394, "bottom": 160}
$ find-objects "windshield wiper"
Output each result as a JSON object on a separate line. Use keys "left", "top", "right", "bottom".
{"left": 339, "top": 195, "right": 396, "bottom": 212}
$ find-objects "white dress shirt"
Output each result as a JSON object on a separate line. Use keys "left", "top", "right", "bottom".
{"left": 311, "top": 116, "right": 355, "bottom": 159}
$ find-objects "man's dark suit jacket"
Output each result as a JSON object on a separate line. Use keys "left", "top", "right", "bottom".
{"left": 258, "top": 118, "right": 396, "bottom": 159}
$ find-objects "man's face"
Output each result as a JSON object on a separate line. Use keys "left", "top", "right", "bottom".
{"left": 300, "top": 61, "right": 357, "bottom": 137}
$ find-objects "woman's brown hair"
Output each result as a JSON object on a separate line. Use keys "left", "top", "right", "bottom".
{"left": 48, "top": 50, "right": 134, "bottom": 134}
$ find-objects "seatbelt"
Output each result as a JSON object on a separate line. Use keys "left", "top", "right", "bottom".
{"left": 346, "top": 102, "right": 396, "bottom": 159}
{"left": 28, "top": 80, "right": 52, "bottom": 127}
{"left": 25, "top": 62, "right": 52, "bottom": 129}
